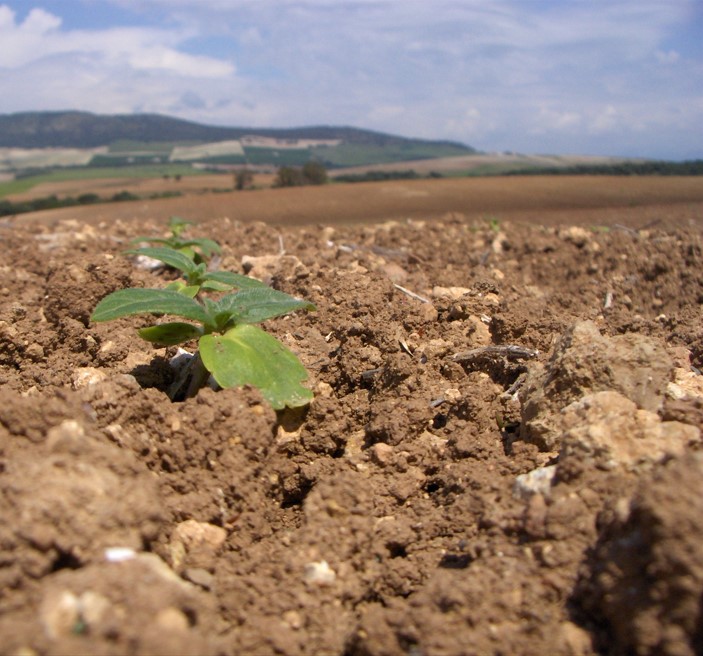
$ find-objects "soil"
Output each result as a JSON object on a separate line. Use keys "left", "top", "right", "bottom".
{"left": 1, "top": 186, "right": 703, "bottom": 655}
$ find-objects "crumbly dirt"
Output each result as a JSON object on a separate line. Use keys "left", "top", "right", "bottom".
{"left": 1, "top": 200, "right": 703, "bottom": 656}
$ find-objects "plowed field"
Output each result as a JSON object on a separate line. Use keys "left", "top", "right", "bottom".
{"left": 2, "top": 175, "right": 703, "bottom": 655}
{"left": 12, "top": 174, "right": 703, "bottom": 229}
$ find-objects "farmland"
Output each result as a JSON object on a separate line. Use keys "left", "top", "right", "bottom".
{"left": 10, "top": 174, "right": 703, "bottom": 231}
{"left": 2, "top": 170, "right": 703, "bottom": 655}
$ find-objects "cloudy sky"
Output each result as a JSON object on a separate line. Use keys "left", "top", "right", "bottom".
{"left": 1, "top": 0, "right": 701, "bottom": 159}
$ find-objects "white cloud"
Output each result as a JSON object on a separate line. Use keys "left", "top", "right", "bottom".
{"left": 589, "top": 106, "right": 619, "bottom": 134}
{"left": 656, "top": 49, "right": 680, "bottom": 64}
{"left": 0, "top": 3, "right": 234, "bottom": 76}
{"left": 0, "top": 0, "right": 701, "bottom": 158}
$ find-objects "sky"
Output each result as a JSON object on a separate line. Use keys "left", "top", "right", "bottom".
{"left": 0, "top": 0, "right": 701, "bottom": 160}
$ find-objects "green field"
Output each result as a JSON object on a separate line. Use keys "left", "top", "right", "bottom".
{"left": 0, "top": 164, "right": 204, "bottom": 198}
{"left": 312, "top": 142, "right": 473, "bottom": 168}
{"left": 107, "top": 140, "right": 185, "bottom": 154}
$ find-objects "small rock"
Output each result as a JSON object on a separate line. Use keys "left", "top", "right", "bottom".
{"left": 380, "top": 262, "right": 408, "bottom": 284}
{"left": 40, "top": 590, "right": 80, "bottom": 639}
{"left": 315, "top": 381, "right": 334, "bottom": 398}
{"left": 131, "top": 254, "right": 163, "bottom": 271}
{"left": 466, "top": 315, "right": 491, "bottom": 345}
{"left": 491, "top": 231, "right": 508, "bottom": 254}
{"left": 370, "top": 443, "right": 394, "bottom": 465}
{"left": 72, "top": 367, "right": 108, "bottom": 389}
{"left": 444, "top": 388, "right": 462, "bottom": 403}
{"left": 104, "top": 547, "right": 137, "bottom": 563}
{"left": 183, "top": 568, "right": 215, "bottom": 590}
{"left": 559, "top": 226, "right": 591, "bottom": 248}
{"left": 282, "top": 610, "right": 303, "bottom": 630}
{"left": 241, "top": 254, "right": 304, "bottom": 282}
{"left": 559, "top": 391, "right": 700, "bottom": 470}
{"left": 416, "top": 338, "right": 453, "bottom": 360}
{"left": 303, "top": 560, "right": 336, "bottom": 586}
{"left": 520, "top": 320, "right": 675, "bottom": 450}
{"left": 170, "top": 520, "right": 227, "bottom": 570}
{"left": 667, "top": 368, "right": 703, "bottom": 401}
{"left": 46, "top": 420, "right": 86, "bottom": 452}
{"left": 431, "top": 286, "right": 472, "bottom": 300}
{"left": 25, "top": 343, "right": 45, "bottom": 361}
{"left": 154, "top": 607, "right": 190, "bottom": 633}
{"left": 419, "top": 303, "right": 439, "bottom": 323}
{"left": 513, "top": 465, "right": 557, "bottom": 500}
{"left": 78, "top": 591, "right": 111, "bottom": 627}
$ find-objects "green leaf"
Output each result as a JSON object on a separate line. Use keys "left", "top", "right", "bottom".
{"left": 130, "top": 236, "right": 165, "bottom": 245}
{"left": 165, "top": 281, "right": 200, "bottom": 298}
{"left": 203, "top": 270, "right": 267, "bottom": 289}
{"left": 169, "top": 216, "right": 193, "bottom": 237}
{"left": 127, "top": 246, "right": 198, "bottom": 276}
{"left": 200, "top": 280, "right": 237, "bottom": 292}
{"left": 199, "top": 324, "right": 313, "bottom": 409}
{"left": 91, "top": 288, "right": 211, "bottom": 325}
{"left": 139, "top": 322, "right": 204, "bottom": 345}
{"left": 179, "top": 237, "right": 221, "bottom": 257}
{"left": 213, "top": 288, "right": 316, "bottom": 325}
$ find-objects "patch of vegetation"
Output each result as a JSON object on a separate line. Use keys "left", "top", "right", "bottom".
{"left": 89, "top": 154, "right": 170, "bottom": 166}
{"left": 507, "top": 160, "right": 703, "bottom": 176}
{"left": 92, "top": 221, "right": 316, "bottom": 408}
{"left": 0, "top": 189, "right": 181, "bottom": 217}
{"left": 0, "top": 164, "right": 202, "bottom": 199}
{"left": 131, "top": 217, "right": 221, "bottom": 264}
{"left": 333, "top": 170, "right": 420, "bottom": 183}
{"left": 313, "top": 142, "right": 472, "bottom": 168}
{"left": 274, "top": 162, "right": 328, "bottom": 187}
{"left": 0, "top": 111, "right": 476, "bottom": 152}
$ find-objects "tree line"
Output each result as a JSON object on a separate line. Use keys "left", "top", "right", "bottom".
{"left": 511, "top": 160, "right": 703, "bottom": 177}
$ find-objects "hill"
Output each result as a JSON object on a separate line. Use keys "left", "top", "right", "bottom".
{"left": 0, "top": 111, "right": 475, "bottom": 152}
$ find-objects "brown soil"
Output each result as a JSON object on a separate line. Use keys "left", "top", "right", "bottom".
{"left": 2, "top": 180, "right": 703, "bottom": 655}
{"left": 12, "top": 175, "right": 703, "bottom": 229}
{"left": 7, "top": 173, "right": 276, "bottom": 203}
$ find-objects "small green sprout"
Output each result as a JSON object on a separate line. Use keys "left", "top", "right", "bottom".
{"left": 131, "top": 216, "right": 220, "bottom": 264}
{"left": 127, "top": 246, "right": 266, "bottom": 297}
{"left": 91, "top": 286, "right": 316, "bottom": 409}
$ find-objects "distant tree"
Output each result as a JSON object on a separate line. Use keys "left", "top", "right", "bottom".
{"left": 301, "top": 161, "right": 327, "bottom": 185}
{"left": 274, "top": 166, "right": 304, "bottom": 188}
{"left": 274, "top": 162, "right": 328, "bottom": 188}
{"left": 235, "top": 169, "right": 254, "bottom": 190}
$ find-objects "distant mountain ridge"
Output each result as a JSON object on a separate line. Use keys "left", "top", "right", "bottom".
{"left": 0, "top": 111, "right": 475, "bottom": 152}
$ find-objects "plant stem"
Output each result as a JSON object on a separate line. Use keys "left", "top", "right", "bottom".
{"left": 168, "top": 350, "right": 211, "bottom": 401}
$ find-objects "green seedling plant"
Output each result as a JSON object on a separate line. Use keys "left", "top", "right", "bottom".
{"left": 126, "top": 245, "right": 266, "bottom": 297}
{"left": 131, "top": 216, "right": 220, "bottom": 264}
{"left": 92, "top": 285, "right": 316, "bottom": 409}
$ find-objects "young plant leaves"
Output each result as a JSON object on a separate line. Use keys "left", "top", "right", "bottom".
{"left": 128, "top": 246, "right": 267, "bottom": 292}
{"left": 138, "top": 322, "right": 204, "bottom": 346}
{"left": 130, "top": 234, "right": 221, "bottom": 262}
{"left": 213, "top": 288, "right": 316, "bottom": 325}
{"left": 127, "top": 246, "right": 199, "bottom": 276}
{"left": 199, "top": 324, "right": 313, "bottom": 409}
{"left": 91, "top": 288, "right": 211, "bottom": 326}
{"left": 201, "top": 270, "right": 268, "bottom": 289}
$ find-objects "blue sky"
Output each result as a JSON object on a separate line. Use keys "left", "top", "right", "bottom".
{"left": 0, "top": 0, "right": 701, "bottom": 159}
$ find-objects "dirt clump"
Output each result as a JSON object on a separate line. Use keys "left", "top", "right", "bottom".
{"left": 1, "top": 209, "right": 703, "bottom": 655}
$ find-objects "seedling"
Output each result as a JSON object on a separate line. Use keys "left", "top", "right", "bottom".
{"left": 131, "top": 216, "right": 220, "bottom": 264}
{"left": 126, "top": 245, "right": 266, "bottom": 297}
{"left": 91, "top": 286, "right": 316, "bottom": 409}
